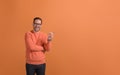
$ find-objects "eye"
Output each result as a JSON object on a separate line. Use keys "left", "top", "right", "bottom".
{"left": 34, "top": 23, "right": 41, "bottom": 25}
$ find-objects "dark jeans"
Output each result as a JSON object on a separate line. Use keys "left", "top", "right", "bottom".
{"left": 26, "top": 63, "right": 46, "bottom": 75}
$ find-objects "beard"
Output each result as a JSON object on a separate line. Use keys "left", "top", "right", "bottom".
{"left": 34, "top": 27, "right": 40, "bottom": 32}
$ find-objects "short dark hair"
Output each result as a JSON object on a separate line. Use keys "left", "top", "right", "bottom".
{"left": 33, "top": 17, "right": 42, "bottom": 24}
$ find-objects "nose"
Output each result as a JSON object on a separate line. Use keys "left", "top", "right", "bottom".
{"left": 36, "top": 25, "right": 40, "bottom": 27}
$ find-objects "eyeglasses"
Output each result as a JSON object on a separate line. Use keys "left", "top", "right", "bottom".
{"left": 34, "top": 23, "right": 41, "bottom": 25}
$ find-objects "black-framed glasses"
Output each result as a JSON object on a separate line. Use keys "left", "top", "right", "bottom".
{"left": 34, "top": 23, "right": 41, "bottom": 25}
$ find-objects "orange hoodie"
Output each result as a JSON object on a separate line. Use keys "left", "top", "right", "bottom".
{"left": 25, "top": 30, "right": 51, "bottom": 64}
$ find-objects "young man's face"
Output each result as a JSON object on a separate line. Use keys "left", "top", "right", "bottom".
{"left": 33, "top": 19, "right": 42, "bottom": 32}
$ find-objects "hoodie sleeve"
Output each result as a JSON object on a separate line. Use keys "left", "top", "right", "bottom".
{"left": 43, "top": 34, "right": 52, "bottom": 52}
{"left": 25, "top": 32, "right": 44, "bottom": 52}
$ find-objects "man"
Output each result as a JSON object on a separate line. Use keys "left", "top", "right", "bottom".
{"left": 25, "top": 17, "right": 53, "bottom": 75}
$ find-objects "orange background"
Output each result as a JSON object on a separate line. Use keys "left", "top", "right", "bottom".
{"left": 0, "top": 0, "right": 120, "bottom": 75}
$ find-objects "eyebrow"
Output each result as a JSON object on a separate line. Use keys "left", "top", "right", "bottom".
{"left": 33, "top": 23, "right": 42, "bottom": 25}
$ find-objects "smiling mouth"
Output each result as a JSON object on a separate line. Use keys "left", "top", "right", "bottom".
{"left": 35, "top": 27, "right": 40, "bottom": 30}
